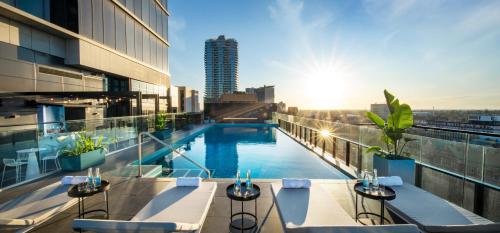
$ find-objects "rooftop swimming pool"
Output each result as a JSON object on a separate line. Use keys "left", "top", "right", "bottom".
{"left": 146, "top": 124, "right": 349, "bottom": 179}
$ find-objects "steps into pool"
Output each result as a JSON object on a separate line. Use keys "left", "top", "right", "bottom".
{"left": 162, "top": 168, "right": 215, "bottom": 178}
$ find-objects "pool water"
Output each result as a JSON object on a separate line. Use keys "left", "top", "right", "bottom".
{"left": 148, "top": 124, "right": 349, "bottom": 179}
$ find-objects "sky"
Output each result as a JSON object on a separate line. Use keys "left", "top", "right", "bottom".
{"left": 168, "top": 0, "right": 500, "bottom": 110}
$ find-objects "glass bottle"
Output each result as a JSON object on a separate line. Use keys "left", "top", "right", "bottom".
{"left": 362, "top": 169, "right": 369, "bottom": 188}
{"left": 246, "top": 169, "right": 253, "bottom": 190}
{"left": 372, "top": 169, "right": 379, "bottom": 191}
{"left": 235, "top": 170, "right": 241, "bottom": 194}
{"left": 87, "top": 168, "right": 94, "bottom": 191}
{"left": 94, "top": 168, "right": 102, "bottom": 187}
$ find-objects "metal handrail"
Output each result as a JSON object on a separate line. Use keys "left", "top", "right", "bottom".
{"left": 137, "top": 132, "right": 211, "bottom": 178}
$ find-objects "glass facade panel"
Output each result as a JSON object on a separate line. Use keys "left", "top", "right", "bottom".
{"left": 103, "top": 0, "right": 115, "bottom": 48}
{"left": 79, "top": 0, "right": 93, "bottom": 38}
{"left": 162, "top": 13, "right": 167, "bottom": 40}
{"left": 149, "top": 0, "right": 156, "bottom": 30}
{"left": 143, "top": 28, "right": 150, "bottom": 64}
{"left": 141, "top": 0, "right": 149, "bottom": 25}
{"left": 125, "top": 15, "right": 135, "bottom": 57}
{"left": 156, "top": 7, "right": 162, "bottom": 37}
{"left": 150, "top": 35, "right": 156, "bottom": 66}
{"left": 134, "top": 21, "right": 143, "bottom": 61}
{"left": 17, "top": 0, "right": 45, "bottom": 19}
{"left": 115, "top": 7, "right": 126, "bottom": 53}
{"left": 133, "top": 0, "right": 142, "bottom": 18}
{"left": 92, "top": 0, "right": 104, "bottom": 43}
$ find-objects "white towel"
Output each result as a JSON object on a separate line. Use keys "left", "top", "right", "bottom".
{"left": 61, "top": 176, "right": 88, "bottom": 185}
{"left": 282, "top": 178, "right": 311, "bottom": 189}
{"left": 176, "top": 177, "right": 201, "bottom": 187}
{"left": 378, "top": 176, "right": 403, "bottom": 186}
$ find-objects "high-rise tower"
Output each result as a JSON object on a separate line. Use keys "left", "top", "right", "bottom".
{"left": 204, "top": 35, "right": 238, "bottom": 102}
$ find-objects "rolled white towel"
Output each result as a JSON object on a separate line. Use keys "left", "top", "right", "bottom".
{"left": 282, "top": 178, "right": 311, "bottom": 189}
{"left": 176, "top": 177, "right": 201, "bottom": 187}
{"left": 61, "top": 176, "right": 88, "bottom": 185}
{"left": 378, "top": 176, "right": 403, "bottom": 186}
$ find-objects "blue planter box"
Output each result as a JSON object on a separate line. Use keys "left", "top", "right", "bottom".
{"left": 60, "top": 149, "right": 105, "bottom": 171}
{"left": 152, "top": 129, "right": 173, "bottom": 140}
{"left": 373, "top": 154, "right": 415, "bottom": 184}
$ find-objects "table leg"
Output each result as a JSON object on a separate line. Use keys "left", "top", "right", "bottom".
{"left": 241, "top": 201, "right": 244, "bottom": 232}
{"left": 380, "top": 200, "right": 385, "bottom": 225}
{"left": 355, "top": 194, "right": 358, "bottom": 222}
{"left": 255, "top": 198, "right": 258, "bottom": 225}
{"left": 82, "top": 197, "right": 85, "bottom": 219}
{"left": 78, "top": 198, "right": 81, "bottom": 218}
{"left": 105, "top": 191, "right": 109, "bottom": 219}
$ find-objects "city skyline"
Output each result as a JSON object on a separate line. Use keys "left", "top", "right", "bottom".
{"left": 169, "top": 0, "right": 500, "bottom": 110}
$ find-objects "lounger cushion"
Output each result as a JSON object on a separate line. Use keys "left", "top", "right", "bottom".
{"left": 291, "top": 224, "right": 421, "bottom": 233}
{"left": 386, "top": 184, "right": 493, "bottom": 230}
{"left": 424, "top": 223, "right": 500, "bottom": 233}
{"left": 73, "top": 181, "right": 217, "bottom": 232}
{"left": 0, "top": 182, "right": 76, "bottom": 226}
{"left": 271, "top": 183, "right": 358, "bottom": 232}
{"left": 72, "top": 219, "right": 194, "bottom": 232}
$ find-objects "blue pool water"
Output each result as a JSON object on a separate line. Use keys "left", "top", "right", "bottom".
{"left": 147, "top": 124, "right": 349, "bottom": 179}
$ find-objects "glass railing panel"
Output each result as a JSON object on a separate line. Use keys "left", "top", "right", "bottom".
{"left": 421, "top": 135, "right": 466, "bottom": 174}
{"left": 483, "top": 186, "right": 500, "bottom": 221}
{"left": 466, "top": 142, "right": 484, "bottom": 181}
{"left": 336, "top": 139, "right": 346, "bottom": 162}
{"left": 421, "top": 166, "right": 465, "bottom": 206}
{"left": 484, "top": 146, "right": 500, "bottom": 187}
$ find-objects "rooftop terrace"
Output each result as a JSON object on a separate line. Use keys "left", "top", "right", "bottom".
{"left": 0, "top": 113, "right": 498, "bottom": 232}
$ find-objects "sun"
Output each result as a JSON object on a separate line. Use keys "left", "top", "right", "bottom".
{"left": 302, "top": 63, "right": 349, "bottom": 109}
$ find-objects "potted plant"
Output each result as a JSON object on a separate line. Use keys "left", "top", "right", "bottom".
{"left": 152, "top": 113, "right": 172, "bottom": 140}
{"left": 365, "top": 90, "right": 416, "bottom": 184}
{"left": 60, "top": 132, "right": 106, "bottom": 171}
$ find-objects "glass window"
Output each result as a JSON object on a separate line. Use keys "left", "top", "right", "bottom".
{"left": 92, "top": 0, "right": 104, "bottom": 43}
{"left": 125, "top": 0, "right": 133, "bottom": 10}
{"left": 156, "top": 7, "right": 162, "bottom": 36}
{"left": 149, "top": 1, "right": 156, "bottom": 30}
{"left": 78, "top": 0, "right": 92, "bottom": 37}
{"left": 156, "top": 39, "right": 161, "bottom": 68}
{"left": 150, "top": 34, "right": 156, "bottom": 67}
{"left": 115, "top": 8, "right": 126, "bottom": 53}
{"left": 143, "top": 28, "right": 150, "bottom": 64}
{"left": 125, "top": 15, "right": 135, "bottom": 57}
{"left": 141, "top": 0, "right": 149, "bottom": 25}
{"left": 133, "top": 0, "right": 141, "bottom": 18}
{"left": 134, "top": 21, "right": 143, "bottom": 61}
{"left": 162, "top": 13, "right": 167, "bottom": 40}
{"left": 103, "top": 0, "right": 115, "bottom": 48}
{"left": 16, "top": 0, "right": 44, "bottom": 19}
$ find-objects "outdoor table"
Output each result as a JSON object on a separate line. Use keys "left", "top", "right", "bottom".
{"left": 354, "top": 182, "right": 396, "bottom": 225}
{"left": 16, "top": 148, "right": 47, "bottom": 180}
{"left": 226, "top": 183, "right": 261, "bottom": 232}
{"left": 68, "top": 180, "right": 110, "bottom": 219}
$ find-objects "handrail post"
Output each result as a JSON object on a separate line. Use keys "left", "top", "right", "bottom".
{"left": 138, "top": 132, "right": 142, "bottom": 177}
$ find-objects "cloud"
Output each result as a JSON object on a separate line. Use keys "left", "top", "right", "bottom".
{"left": 457, "top": 1, "right": 500, "bottom": 36}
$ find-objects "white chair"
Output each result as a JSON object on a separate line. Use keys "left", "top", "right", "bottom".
{"left": 41, "top": 150, "right": 61, "bottom": 173}
{"left": 1, "top": 159, "right": 23, "bottom": 187}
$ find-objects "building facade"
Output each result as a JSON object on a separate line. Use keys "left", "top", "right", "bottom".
{"left": 204, "top": 35, "right": 238, "bottom": 102}
{"left": 169, "top": 85, "right": 200, "bottom": 113}
{"left": 246, "top": 85, "right": 274, "bottom": 103}
{"left": 0, "top": 0, "right": 170, "bottom": 120}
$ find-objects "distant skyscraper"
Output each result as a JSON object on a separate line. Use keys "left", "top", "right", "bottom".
{"left": 204, "top": 35, "right": 238, "bottom": 102}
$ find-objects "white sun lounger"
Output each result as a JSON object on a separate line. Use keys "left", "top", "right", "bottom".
{"left": 0, "top": 182, "right": 77, "bottom": 230}
{"left": 73, "top": 181, "right": 217, "bottom": 233}
{"left": 386, "top": 183, "right": 499, "bottom": 233}
{"left": 271, "top": 182, "right": 421, "bottom": 233}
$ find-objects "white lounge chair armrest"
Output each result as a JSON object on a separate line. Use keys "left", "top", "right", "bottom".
{"left": 0, "top": 218, "right": 35, "bottom": 226}
{"left": 73, "top": 219, "right": 200, "bottom": 232}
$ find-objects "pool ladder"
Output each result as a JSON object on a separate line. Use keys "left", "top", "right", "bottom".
{"left": 137, "top": 132, "right": 211, "bottom": 178}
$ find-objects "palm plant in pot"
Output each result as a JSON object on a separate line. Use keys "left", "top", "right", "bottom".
{"left": 60, "top": 132, "right": 106, "bottom": 171}
{"left": 152, "top": 113, "right": 172, "bottom": 140}
{"left": 365, "top": 90, "right": 416, "bottom": 184}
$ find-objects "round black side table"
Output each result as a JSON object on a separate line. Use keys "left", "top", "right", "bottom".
{"left": 354, "top": 182, "right": 396, "bottom": 225}
{"left": 226, "top": 183, "right": 261, "bottom": 231}
{"left": 68, "top": 180, "right": 110, "bottom": 219}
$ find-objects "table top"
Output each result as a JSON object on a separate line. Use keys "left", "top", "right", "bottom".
{"left": 226, "top": 183, "right": 261, "bottom": 201}
{"left": 68, "top": 180, "right": 110, "bottom": 198}
{"left": 354, "top": 182, "right": 396, "bottom": 201}
{"left": 17, "top": 148, "right": 47, "bottom": 153}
